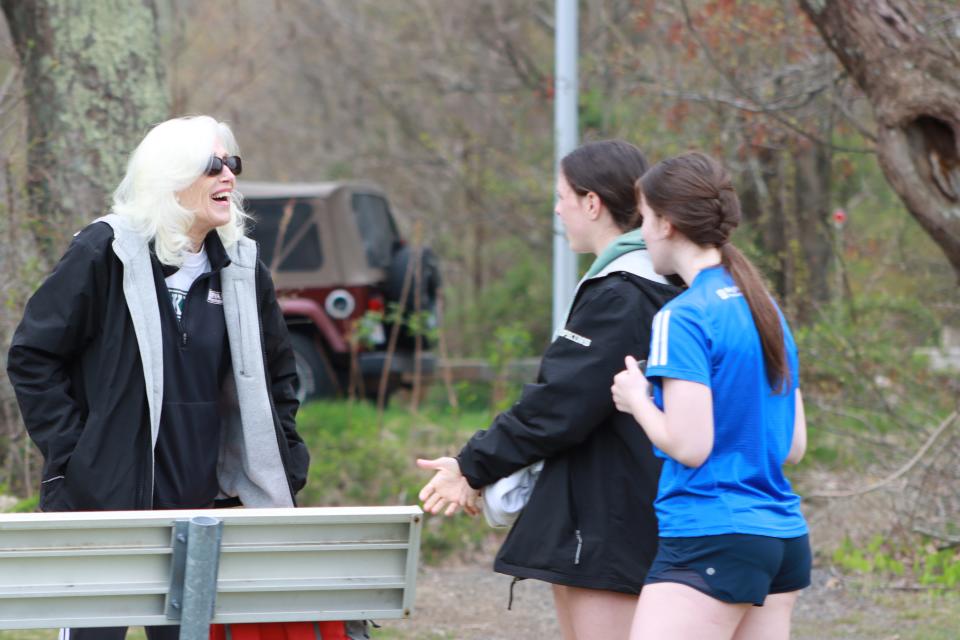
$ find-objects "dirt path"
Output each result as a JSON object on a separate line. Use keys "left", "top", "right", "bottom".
{"left": 0, "top": 563, "right": 952, "bottom": 640}
{"left": 377, "top": 563, "right": 958, "bottom": 639}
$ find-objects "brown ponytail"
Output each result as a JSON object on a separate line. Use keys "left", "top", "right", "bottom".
{"left": 720, "top": 243, "right": 789, "bottom": 393}
{"left": 639, "top": 152, "right": 791, "bottom": 393}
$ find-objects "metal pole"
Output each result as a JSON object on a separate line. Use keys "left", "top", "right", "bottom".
{"left": 553, "top": 0, "right": 579, "bottom": 335}
{"left": 178, "top": 516, "right": 223, "bottom": 640}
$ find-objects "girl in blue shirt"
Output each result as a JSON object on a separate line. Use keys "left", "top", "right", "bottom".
{"left": 612, "top": 151, "right": 809, "bottom": 640}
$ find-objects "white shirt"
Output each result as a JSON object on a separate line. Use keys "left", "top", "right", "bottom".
{"left": 165, "top": 247, "right": 210, "bottom": 320}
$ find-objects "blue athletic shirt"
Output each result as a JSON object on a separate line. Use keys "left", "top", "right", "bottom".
{"left": 644, "top": 265, "right": 807, "bottom": 538}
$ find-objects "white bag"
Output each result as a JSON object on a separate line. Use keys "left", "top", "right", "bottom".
{"left": 481, "top": 460, "right": 544, "bottom": 528}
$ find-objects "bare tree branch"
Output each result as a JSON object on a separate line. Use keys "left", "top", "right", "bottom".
{"left": 808, "top": 410, "right": 958, "bottom": 499}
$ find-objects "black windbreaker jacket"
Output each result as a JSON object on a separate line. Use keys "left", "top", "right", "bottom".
{"left": 458, "top": 263, "right": 680, "bottom": 594}
{"left": 6, "top": 221, "right": 309, "bottom": 512}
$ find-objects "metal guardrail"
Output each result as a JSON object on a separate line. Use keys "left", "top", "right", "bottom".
{"left": 0, "top": 506, "right": 422, "bottom": 638}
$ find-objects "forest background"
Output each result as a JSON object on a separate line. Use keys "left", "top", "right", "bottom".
{"left": 0, "top": 0, "right": 957, "bottom": 632}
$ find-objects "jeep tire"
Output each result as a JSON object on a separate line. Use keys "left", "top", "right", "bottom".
{"left": 289, "top": 332, "right": 337, "bottom": 404}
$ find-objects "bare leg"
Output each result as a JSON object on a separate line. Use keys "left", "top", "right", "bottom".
{"left": 553, "top": 584, "right": 637, "bottom": 640}
{"left": 553, "top": 584, "right": 576, "bottom": 640}
{"left": 733, "top": 591, "right": 800, "bottom": 640}
{"left": 630, "top": 582, "right": 749, "bottom": 640}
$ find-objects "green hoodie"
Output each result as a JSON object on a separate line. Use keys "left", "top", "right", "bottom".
{"left": 583, "top": 228, "right": 647, "bottom": 280}
{"left": 559, "top": 228, "right": 649, "bottom": 328}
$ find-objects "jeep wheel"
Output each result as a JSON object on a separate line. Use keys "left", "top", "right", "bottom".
{"left": 290, "top": 332, "right": 337, "bottom": 404}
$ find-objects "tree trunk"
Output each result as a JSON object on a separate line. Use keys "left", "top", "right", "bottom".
{"left": 1, "top": 0, "right": 169, "bottom": 263}
{"left": 799, "top": 0, "right": 960, "bottom": 282}
{"left": 793, "top": 139, "right": 834, "bottom": 320}
{"left": 741, "top": 146, "right": 790, "bottom": 304}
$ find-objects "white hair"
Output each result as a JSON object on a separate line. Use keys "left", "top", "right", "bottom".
{"left": 111, "top": 115, "right": 248, "bottom": 266}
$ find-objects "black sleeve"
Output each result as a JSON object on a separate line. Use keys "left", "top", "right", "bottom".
{"left": 257, "top": 260, "right": 310, "bottom": 494}
{"left": 457, "top": 280, "right": 654, "bottom": 488}
{"left": 6, "top": 232, "right": 105, "bottom": 478}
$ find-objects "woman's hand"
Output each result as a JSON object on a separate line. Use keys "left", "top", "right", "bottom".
{"left": 417, "top": 456, "right": 481, "bottom": 516}
{"left": 614, "top": 359, "right": 715, "bottom": 468}
{"left": 611, "top": 355, "right": 651, "bottom": 416}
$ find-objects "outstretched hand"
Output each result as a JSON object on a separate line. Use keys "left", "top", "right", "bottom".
{"left": 417, "top": 456, "right": 480, "bottom": 517}
{"left": 611, "top": 355, "right": 651, "bottom": 416}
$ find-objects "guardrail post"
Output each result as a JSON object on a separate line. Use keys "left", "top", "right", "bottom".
{"left": 178, "top": 516, "right": 223, "bottom": 640}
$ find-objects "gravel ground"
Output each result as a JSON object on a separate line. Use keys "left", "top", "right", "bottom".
{"left": 377, "top": 564, "right": 960, "bottom": 640}
{"left": 377, "top": 564, "right": 559, "bottom": 640}
{"left": 0, "top": 565, "right": 953, "bottom": 640}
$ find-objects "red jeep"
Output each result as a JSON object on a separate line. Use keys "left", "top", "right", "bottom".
{"left": 240, "top": 181, "right": 440, "bottom": 403}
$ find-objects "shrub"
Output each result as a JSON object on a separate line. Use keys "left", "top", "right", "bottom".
{"left": 294, "top": 399, "right": 503, "bottom": 563}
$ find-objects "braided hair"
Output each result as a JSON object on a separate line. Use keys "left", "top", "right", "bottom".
{"left": 638, "top": 152, "right": 790, "bottom": 393}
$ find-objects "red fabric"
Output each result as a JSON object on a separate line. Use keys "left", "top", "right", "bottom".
{"left": 209, "top": 622, "right": 347, "bottom": 640}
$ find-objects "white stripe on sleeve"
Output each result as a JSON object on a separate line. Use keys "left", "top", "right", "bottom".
{"left": 654, "top": 309, "right": 671, "bottom": 366}
{"left": 661, "top": 309, "right": 671, "bottom": 365}
{"left": 650, "top": 312, "right": 663, "bottom": 366}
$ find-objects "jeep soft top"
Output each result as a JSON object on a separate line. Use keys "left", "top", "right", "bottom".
{"left": 240, "top": 181, "right": 439, "bottom": 403}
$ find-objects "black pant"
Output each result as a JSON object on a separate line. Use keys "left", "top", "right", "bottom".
{"left": 63, "top": 626, "right": 181, "bottom": 640}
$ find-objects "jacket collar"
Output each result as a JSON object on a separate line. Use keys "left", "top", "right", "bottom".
{"left": 224, "top": 234, "right": 258, "bottom": 271}
{"left": 556, "top": 248, "right": 668, "bottom": 336}
{"left": 103, "top": 214, "right": 148, "bottom": 264}
{"left": 99, "top": 215, "right": 238, "bottom": 276}
{"left": 157, "top": 231, "right": 232, "bottom": 278}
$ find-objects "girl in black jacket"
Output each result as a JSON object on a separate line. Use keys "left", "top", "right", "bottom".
{"left": 418, "top": 140, "right": 680, "bottom": 639}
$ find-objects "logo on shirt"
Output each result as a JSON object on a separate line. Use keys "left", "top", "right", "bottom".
{"left": 169, "top": 288, "right": 187, "bottom": 320}
{"left": 715, "top": 286, "right": 742, "bottom": 300}
{"left": 558, "top": 329, "right": 592, "bottom": 347}
{"left": 207, "top": 290, "right": 223, "bottom": 305}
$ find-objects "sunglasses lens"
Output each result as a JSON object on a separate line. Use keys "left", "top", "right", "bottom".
{"left": 206, "top": 155, "right": 242, "bottom": 177}
{"left": 206, "top": 156, "right": 223, "bottom": 176}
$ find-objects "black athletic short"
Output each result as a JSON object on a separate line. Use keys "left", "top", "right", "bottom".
{"left": 644, "top": 533, "right": 811, "bottom": 605}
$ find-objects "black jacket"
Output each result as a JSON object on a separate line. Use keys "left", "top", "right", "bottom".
{"left": 7, "top": 221, "right": 309, "bottom": 511}
{"left": 458, "top": 266, "right": 679, "bottom": 594}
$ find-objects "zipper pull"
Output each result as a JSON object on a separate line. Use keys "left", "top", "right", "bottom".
{"left": 574, "top": 529, "right": 583, "bottom": 565}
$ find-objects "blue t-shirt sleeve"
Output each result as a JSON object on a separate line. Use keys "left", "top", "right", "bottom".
{"left": 645, "top": 304, "right": 711, "bottom": 387}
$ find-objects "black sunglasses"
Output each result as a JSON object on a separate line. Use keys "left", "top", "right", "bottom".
{"left": 205, "top": 155, "right": 242, "bottom": 177}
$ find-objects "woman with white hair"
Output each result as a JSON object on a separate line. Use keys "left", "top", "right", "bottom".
{"left": 7, "top": 115, "right": 310, "bottom": 640}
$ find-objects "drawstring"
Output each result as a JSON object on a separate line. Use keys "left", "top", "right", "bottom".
{"left": 507, "top": 576, "right": 522, "bottom": 610}
{"left": 505, "top": 530, "right": 587, "bottom": 612}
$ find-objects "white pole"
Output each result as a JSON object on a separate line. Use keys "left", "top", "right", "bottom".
{"left": 553, "top": 0, "right": 579, "bottom": 335}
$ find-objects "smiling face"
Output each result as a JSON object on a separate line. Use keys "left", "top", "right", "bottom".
{"left": 554, "top": 172, "right": 595, "bottom": 253}
{"left": 177, "top": 139, "right": 236, "bottom": 248}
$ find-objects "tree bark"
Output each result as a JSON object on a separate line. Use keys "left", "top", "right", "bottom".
{"left": 799, "top": 0, "right": 960, "bottom": 282}
{"left": 1, "top": 0, "right": 169, "bottom": 263}
{"left": 794, "top": 139, "right": 834, "bottom": 318}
